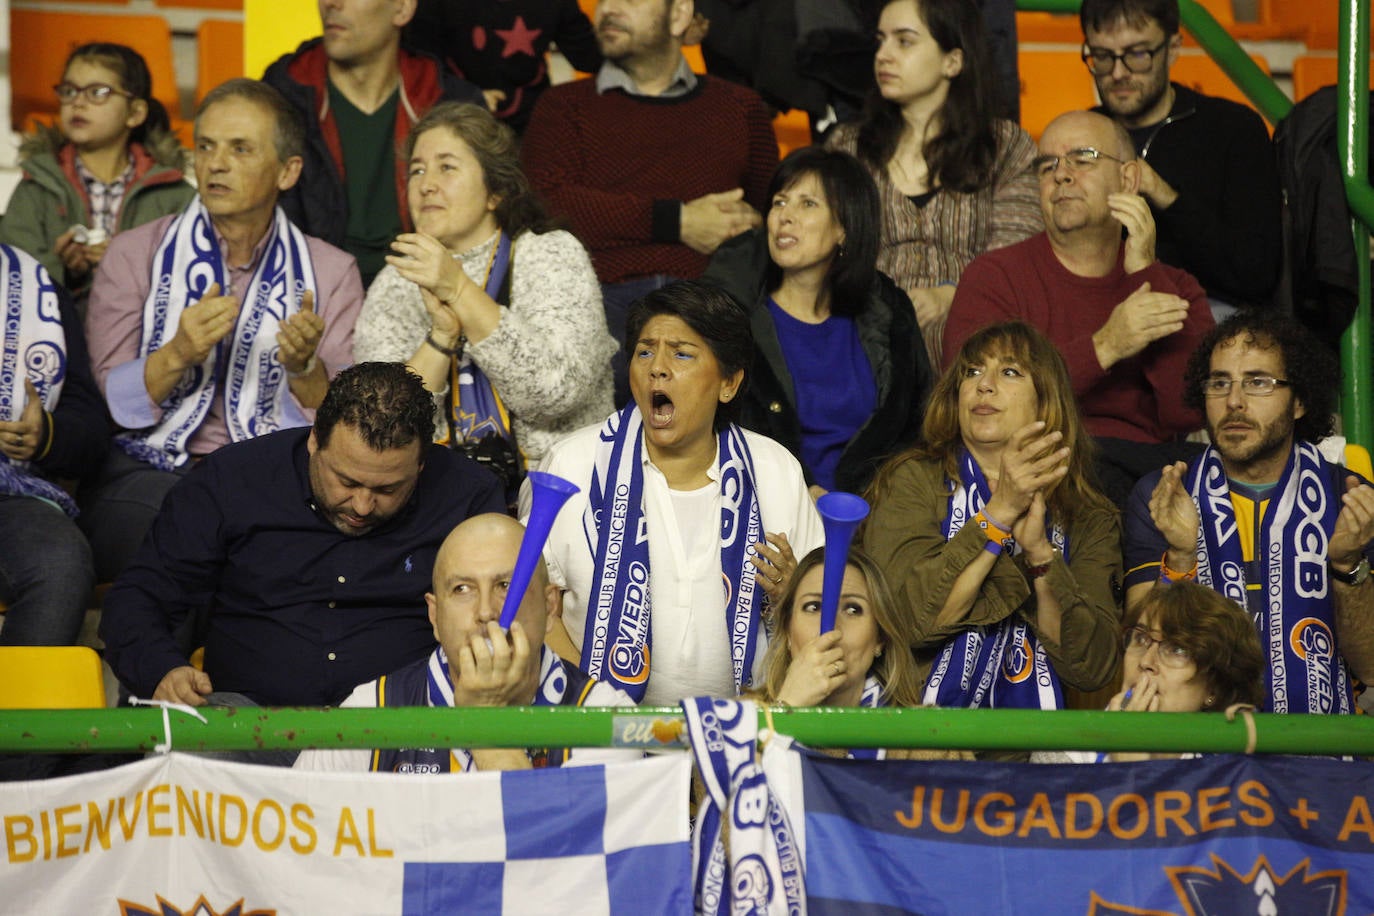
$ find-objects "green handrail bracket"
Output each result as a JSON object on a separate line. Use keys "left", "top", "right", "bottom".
{"left": 2, "top": 705, "right": 1373, "bottom": 757}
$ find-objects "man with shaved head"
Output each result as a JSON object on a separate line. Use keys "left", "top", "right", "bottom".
{"left": 296, "top": 513, "right": 636, "bottom": 773}
{"left": 943, "top": 110, "right": 1214, "bottom": 507}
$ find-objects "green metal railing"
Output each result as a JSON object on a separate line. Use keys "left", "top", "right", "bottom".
{"left": 1021, "top": 0, "right": 1374, "bottom": 447}
{"left": 2, "top": 705, "right": 1373, "bottom": 757}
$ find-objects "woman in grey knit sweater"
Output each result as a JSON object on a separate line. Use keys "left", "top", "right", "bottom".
{"left": 354, "top": 102, "right": 615, "bottom": 473}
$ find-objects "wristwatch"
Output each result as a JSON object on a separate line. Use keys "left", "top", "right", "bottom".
{"left": 1330, "top": 557, "right": 1371, "bottom": 586}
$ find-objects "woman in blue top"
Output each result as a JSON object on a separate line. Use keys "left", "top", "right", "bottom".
{"left": 704, "top": 147, "right": 932, "bottom": 497}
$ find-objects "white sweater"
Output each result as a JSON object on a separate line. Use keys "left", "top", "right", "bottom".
{"left": 354, "top": 229, "right": 617, "bottom": 465}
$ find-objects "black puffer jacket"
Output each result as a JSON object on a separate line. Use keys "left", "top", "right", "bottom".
{"left": 703, "top": 228, "right": 931, "bottom": 494}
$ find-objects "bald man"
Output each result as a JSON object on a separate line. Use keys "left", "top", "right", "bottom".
{"left": 943, "top": 110, "right": 1214, "bottom": 507}
{"left": 295, "top": 513, "right": 636, "bottom": 773}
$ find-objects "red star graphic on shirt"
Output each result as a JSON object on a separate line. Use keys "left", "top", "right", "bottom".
{"left": 495, "top": 16, "right": 541, "bottom": 59}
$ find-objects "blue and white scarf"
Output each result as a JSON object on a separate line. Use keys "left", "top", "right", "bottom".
{"left": 0, "top": 245, "right": 76, "bottom": 516}
{"left": 923, "top": 451, "right": 1065, "bottom": 710}
{"left": 683, "top": 697, "right": 804, "bottom": 916}
{"left": 844, "top": 674, "right": 887, "bottom": 761}
{"left": 447, "top": 232, "right": 514, "bottom": 448}
{"left": 425, "top": 644, "right": 576, "bottom": 772}
{"left": 580, "top": 404, "right": 765, "bottom": 701}
{"left": 1190, "top": 443, "right": 1354, "bottom": 714}
{"left": 116, "top": 200, "right": 318, "bottom": 470}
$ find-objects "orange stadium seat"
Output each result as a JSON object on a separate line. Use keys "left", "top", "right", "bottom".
{"left": 1170, "top": 52, "right": 1271, "bottom": 120}
{"left": 1294, "top": 0, "right": 1346, "bottom": 50}
{"left": 1248, "top": 0, "right": 1372, "bottom": 48}
{"left": 197, "top": 19, "right": 245, "bottom": 105}
{"left": 1016, "top": 11, "right": 1083, "bottom": 46}
{"left": 773, "top": 108, "right": 810, "bottom": 158}
{"left": 0, "top": 646, "right": 107, "bottom": 708}
{"left": 1292, "top": 55, "right": 1374, "bottom": 101}
{"left": 1347, "top": 443, "right": 1374, "bottom": 482}
{"left": 1018, "top": 49, "right": 1099, "bottom": 141}
{"left": 10, "top": 10, "right": 189, "bottom": 142}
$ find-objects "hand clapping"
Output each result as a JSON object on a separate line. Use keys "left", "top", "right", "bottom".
{"left": 387, "top": 232, "right": 470, "bottom": 306}
{"left": 981, "top": 421, "right": 1069, "bottom": 566}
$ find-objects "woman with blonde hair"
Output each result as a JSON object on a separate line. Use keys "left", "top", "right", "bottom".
{"left": 762, "top": 545, "right": 922, "bottom": 711}
{"left": 755, "top": 544, "right": 968, "bottom": 761}
{"left": 864, "top": 321, "right": 1121, "bottom": 712}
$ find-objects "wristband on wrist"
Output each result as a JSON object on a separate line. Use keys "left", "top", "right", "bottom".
{"left": 424, "top": 332, "right": 461, "bottom": 357}
{"left": 1158, "top": 552, "right": 1198, "bottom": 584}
{"left": 974, "top": 510, "right": 1014, "bottom": 552}
{"left": 1022, "top": 548, "right": 1059, "bottom": 581}
{"left": 33, "top": 409, "right": 55, "bottom": 461}
{"left": 1330, "top": 557, "right": 1371, "bottom": 587}
{"left": 287, "top": 355, "right": 318, "bottom": 379}
{"left": 983, "top": 539, "right": 1003, "bottom": 557}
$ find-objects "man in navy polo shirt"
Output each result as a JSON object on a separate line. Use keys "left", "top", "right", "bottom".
{"left": 100, "top": 361, "right": 504, "bottom": 714}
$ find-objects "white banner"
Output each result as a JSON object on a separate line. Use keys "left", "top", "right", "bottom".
{"left": 0, "top": 752, "right": 691, "bottom": 915}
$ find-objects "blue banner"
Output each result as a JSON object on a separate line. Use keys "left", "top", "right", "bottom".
{"left": 791, "top": 752, "right": 1374, "bottom": 915}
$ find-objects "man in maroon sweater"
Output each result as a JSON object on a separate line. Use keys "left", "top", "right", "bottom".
{"left": 944, "top": 110, "right": 1214, "bottom": 507}
{"left": 522, "top": 0, "right": 777, "bottom": 405}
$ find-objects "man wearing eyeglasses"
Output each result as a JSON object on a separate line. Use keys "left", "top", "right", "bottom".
{"left": 81, "top": 79, "right": 364, "bottom": 584}
{"left": 1079, "top": 0, "right": 1281, "bottom": 318}
{"left": 943, "top": 109, "right": 1214, "bottom": 509}
{"left": 1124, "top": 312, "right": 1374, "bottom": 714}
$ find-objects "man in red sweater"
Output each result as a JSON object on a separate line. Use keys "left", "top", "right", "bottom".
{"left": 522, "top": 0, "right": 777, "bottom": 405}
{"left": 943, "top": 110, "right": 1214, "bottom": 507}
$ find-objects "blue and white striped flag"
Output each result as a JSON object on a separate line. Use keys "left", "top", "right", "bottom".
{"left": 0, "top": 752, "right": 692, "bottom": 915}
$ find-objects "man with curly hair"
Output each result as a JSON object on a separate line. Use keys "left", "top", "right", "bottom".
{"left": 1124, "top": 313, "right": 1374, "bottom": 713}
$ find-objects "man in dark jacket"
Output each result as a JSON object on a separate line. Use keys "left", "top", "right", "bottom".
{"left": 1080, "top": 0, "right": 1281, "bottom": 316}
{"left": 262, "top": 0, "right": 482, "bottom": 287}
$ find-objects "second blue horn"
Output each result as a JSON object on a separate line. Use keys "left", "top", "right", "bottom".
{"left": 817, "top": 492, "right": 870, "bottom": 634}
{"left": 499, "top": 471, "right": 580, "bottom": 629}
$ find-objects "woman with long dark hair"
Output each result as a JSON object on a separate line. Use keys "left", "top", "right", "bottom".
{"left": 827, "top": 0, "right": 1041, "bottom": 363}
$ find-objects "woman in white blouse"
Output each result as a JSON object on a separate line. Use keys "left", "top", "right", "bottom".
{"left": 532, "top": 281, "right": 824, "bottom": 706}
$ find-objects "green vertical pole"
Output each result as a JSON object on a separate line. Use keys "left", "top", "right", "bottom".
{"left": 1176, "top": 0, "right": 1292, "bottom": 124}
{"left": 1340, "top": 0, "right": 1374, "bottom": 450}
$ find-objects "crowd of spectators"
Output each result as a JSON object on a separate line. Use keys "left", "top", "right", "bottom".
{"left": 0, "top": 0, "right": 1370, "bottom": 785}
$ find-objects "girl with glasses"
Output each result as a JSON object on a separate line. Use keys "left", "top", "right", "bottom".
{"left": 0, "top": 43, "right": 194, "bottom": 308}
{"left": 1035, "top": 581, "right": 1265, "bottom": 763}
